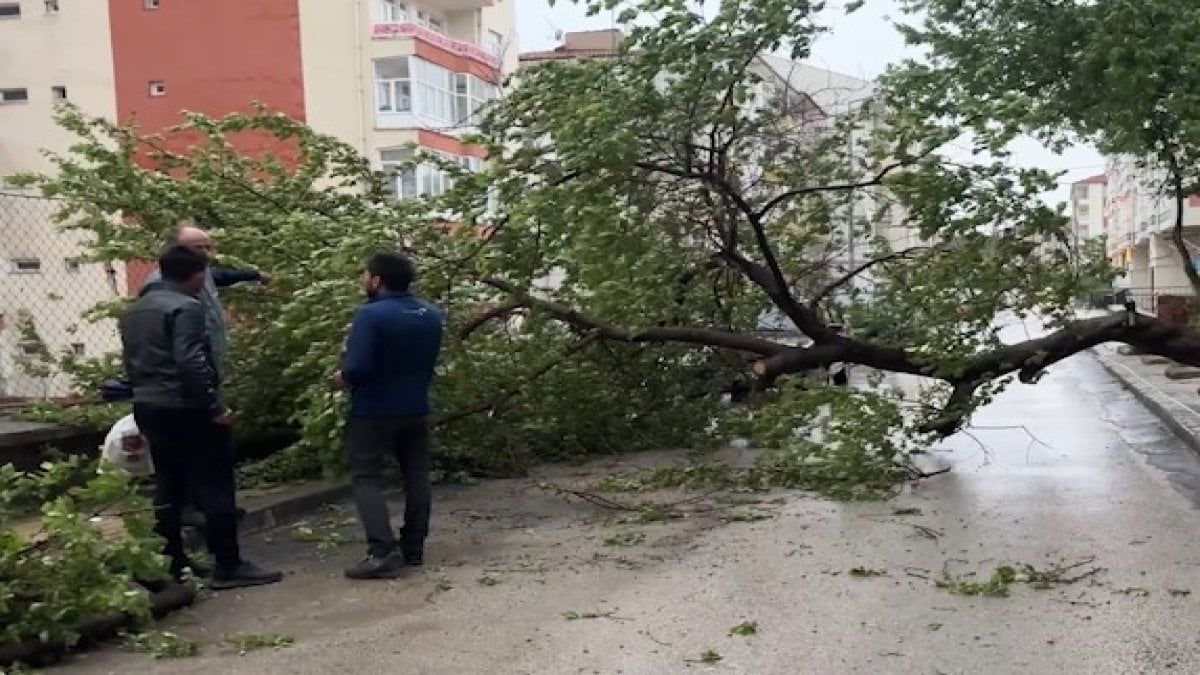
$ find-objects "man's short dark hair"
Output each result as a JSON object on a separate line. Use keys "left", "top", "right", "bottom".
{"left": 367, "top": 251, "right": 415, "bottom": 292}
{"left": 159, "top": 245, "right": 208, "bottom": 283}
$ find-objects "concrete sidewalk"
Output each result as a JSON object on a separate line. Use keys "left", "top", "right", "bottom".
{"left": 1092, "top": 343, "right": 1200, "bottom": 456}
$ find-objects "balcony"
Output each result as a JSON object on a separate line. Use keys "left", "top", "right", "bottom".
{"left": 371, "top": 21, "right": 500, "bottom": 70}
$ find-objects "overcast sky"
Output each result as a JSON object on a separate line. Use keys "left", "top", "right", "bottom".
{"left": 513, "top": 0, "right": 1104, "bottom": 206}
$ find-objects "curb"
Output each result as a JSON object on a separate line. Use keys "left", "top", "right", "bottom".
{"left": 238, "top": 480, "right": 353, "bottom": 534}
{"left": 1091, "top": 349, "right": 1200, "bottom": 458}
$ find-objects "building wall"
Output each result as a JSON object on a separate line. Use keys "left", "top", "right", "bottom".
{"left": 108, "top": 0, "right": 307, "bottom": 127}
{"left": 298, "top": 0, "right": 509, "bottom": 169}
{"left": 1069, "top": 177, "right": 1105, "bottom": 242}
{"left": 0, "top": 0, "right": 123, "bottom": 398}
{"left": 0, "top": 0, "right": 118, "bottom": 174}
{"left": 1104, "top": 154, "right": 1200, "bottom": 295}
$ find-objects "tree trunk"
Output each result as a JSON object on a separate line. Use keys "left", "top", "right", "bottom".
{"left": 0, "top": 582, "right": 195, "bottom": 668}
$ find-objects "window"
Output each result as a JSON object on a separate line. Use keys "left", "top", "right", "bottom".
{"left": 148, "top": 80, "right": 166, "bottom": 97}
{"left": 486, "top": 30, "right": 504, "bottom": 58}
{"left": 0, "top": 88, "right": 29, "bottom": 104}
{"left": 453, "top": 73, "right": 498, "bottom": 125}
{"left": 64, "top": 258, "right": 81, "bottom": 273}
{"left": 374, "top": 58, "right": 412, "bottom": 113}
{"left": 45, "top": 0, "right": 59, "bottom": 13}
{"left": 143, "top": 0, "right": 161, "bottom": 8}
{"left": 375, "top": 56, "right": 499, "bottom": 126}
{"left": 415, "top": 8, "right": 444, "bottom": 32}
{"left": 379, "top": 0, "right": 407, "bottom": 22}
{"left": 380, "top": 148, "right": 469, "bottom": 200}
{"left": 412, "top": 58, "right": 454, "bottom": 122}
{"left": 70, "top": 343, "right": 86, "bottom": 356}
{"left": 19, "top": 343, "right": 43, "bottom": 357}
{"left": 381, "top": 149, "right": 419, "bottom": 199}
{"left": 51, "top": 85, "right": 67, "bottom": 100}
{"left": 10, "top": 258, "right": 42, "bottom": 274}
{"left": 0, "top": 3, "right": 19, "bottom": 19}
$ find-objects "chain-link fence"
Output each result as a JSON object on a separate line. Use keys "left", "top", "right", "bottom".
{"left": 0, "top": 189, "right": 127, "bottom": 401}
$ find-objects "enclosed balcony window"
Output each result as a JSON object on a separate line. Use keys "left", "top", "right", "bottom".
{"left": 375, "top": 58, "right": 412, "bottom": 113}
{"left": 380, "top": 148, "right": 484, "bottom": 200}
{"left": 379, "top": 0, "right": 408, "bottom": 22}
{"left": 375, "top": 56, "right": 498, "bottom": 128}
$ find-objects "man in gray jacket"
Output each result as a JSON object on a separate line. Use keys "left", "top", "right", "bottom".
{"left": 141, "top": 223, "right": 269, "bottom": 370}
{"left": 121, "top": 245, "right": 281, "bottom": 589}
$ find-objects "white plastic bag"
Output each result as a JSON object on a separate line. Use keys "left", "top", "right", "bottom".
{"left": 102, "top": 413, "right": 155, "bottom": 476}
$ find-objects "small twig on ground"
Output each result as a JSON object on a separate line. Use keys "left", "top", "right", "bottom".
{"left": 535, "top": 482, "right": 640, "bottom": 511}
{"left": 860, "top": 515, "right": 942, "bottom": 540}
{"left": 640, "top": 629, "right": 673, "bottom": 647}
{"left": 904, "top": 567, "right": 933, "bottom": 580}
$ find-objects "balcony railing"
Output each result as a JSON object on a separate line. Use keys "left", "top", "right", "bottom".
{"left": 371, "top": 21, "right": 500, "bottom": 70}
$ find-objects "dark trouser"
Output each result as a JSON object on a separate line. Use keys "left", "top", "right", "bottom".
{"left": 133, "top": 404, "right": 241, "bottom": 572}
{"left": 345, "top": 416, "right": 432, "bottom": 559}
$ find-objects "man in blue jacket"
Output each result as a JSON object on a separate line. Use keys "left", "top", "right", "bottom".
{"left": 332, "top": 251, "right": 444, "bottom": 580}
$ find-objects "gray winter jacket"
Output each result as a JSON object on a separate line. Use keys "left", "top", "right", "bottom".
{"left": 119, "top": 283, "right": 224, "bottom": 417}
{"left": 142, "top": 266, "right": 263, "bottom": 370}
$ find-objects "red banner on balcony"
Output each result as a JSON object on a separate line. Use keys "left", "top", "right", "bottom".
{"left": 372, "top": 22, "right": 500, "bottom": 69}
{"left": 1188, "top": 195, "right": 1200, "bottom": 207}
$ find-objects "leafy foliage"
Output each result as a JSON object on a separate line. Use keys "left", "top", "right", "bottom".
{"left": 11, "top": 0, "right": 1126, "bottom": 497}
{"left": 122, "top": 630, "right": 201, "bottom": 659}
{"left": 223, "top": 632, "right": 295, "bottom": 655}
{"left": 892, "top": 0, "right": 1200, "bottom": 290}
{"left": 0, "top": 458, "right": 166, "bottom": 651}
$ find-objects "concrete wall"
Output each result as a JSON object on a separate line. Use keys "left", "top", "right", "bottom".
{"left": 0, "top": 0, "right": 117, "bottom": 174}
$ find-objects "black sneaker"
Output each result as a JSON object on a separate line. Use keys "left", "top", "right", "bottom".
{"left": 210, "top": 561, "right": 284, "bottom": 590}
{"left": 402, "top": 552, "right": 424, "bottom": 567}
{"left": 345, "top": 554, "right": 408, "bottom": 580}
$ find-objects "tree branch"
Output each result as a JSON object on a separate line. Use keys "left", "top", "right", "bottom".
{"left": 458, "top": 301, "right": 523, "bottom": 340}
{"left": 917, "top": 380, "right": 981, "bottom": 437}
{"left": 481, "top": 277, "right": 787, "bottom": 356}
{"left": 756, "top": 313, "right": 1200, "bottom": 394}
{"left": 754, "top": 161, "right": 909, "bottom": 221}
{"left": 808, "top": 245, "right": 932, "bottom": 308}
{"left": 1166, "top": 163, "right": 1200, "bottom": 296}
{"left": 435, "top": 333, "right": 599, "bottom": 428}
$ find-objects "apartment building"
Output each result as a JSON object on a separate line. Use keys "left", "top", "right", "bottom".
{"left": 1103, "top": 155, "right": 1200, "bottom": 297}
{"left": 1069, "top": 174, "right": 1105, "bottom": 244}
{"left": 0, "top": 0, "right": 516, "bottom": 397}
{"left": 520, "top": 32, "right": 918, "bottom": 321}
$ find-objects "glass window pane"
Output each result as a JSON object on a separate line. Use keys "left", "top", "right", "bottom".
{"left": 400, "top": 170, "right": 418, "bottom": 197}
{"left": 380, "top": 148, "right": 411, "bottom": 163}
{"left": 397, "top": 82, "right": 412, "bottom": 111}
{"left": 375, "top": 58, "right": 409, "bottom": 80}
{"left": 376, "top": 82, "right": 392, "bottom": 111}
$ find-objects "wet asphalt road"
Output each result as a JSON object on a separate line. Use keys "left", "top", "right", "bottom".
{"left": 62, "top": 346, "right": 1200, "bottom": 675}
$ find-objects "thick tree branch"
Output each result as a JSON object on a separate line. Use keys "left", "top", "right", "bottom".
{"left": 458, "top": 301, "right": 524, "bottom": 340}
{"left": 481, "top": 277, "right": 788, "bottom": 356}
{"left": 635, "top": 159, "right": 832, "bottom": 340}
{"left": 757, "top": 313, "right": 1200, "bottom": 393}
{"left": 1166, "top": 163, "right": 1200, "bottom": 296}
{"left": 918, "top": 380, "right": 981, "bottom": 437}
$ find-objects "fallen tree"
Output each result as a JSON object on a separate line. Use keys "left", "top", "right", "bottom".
{"left": 0, "top": 457, "right": 183, "bottom": 668}
{"left": 11, "top": 0, "right": 1197, "bottom": 499}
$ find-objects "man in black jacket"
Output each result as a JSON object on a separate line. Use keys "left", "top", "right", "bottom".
{"left": 120, "top": 246, "right": 281, "bottom": 589}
